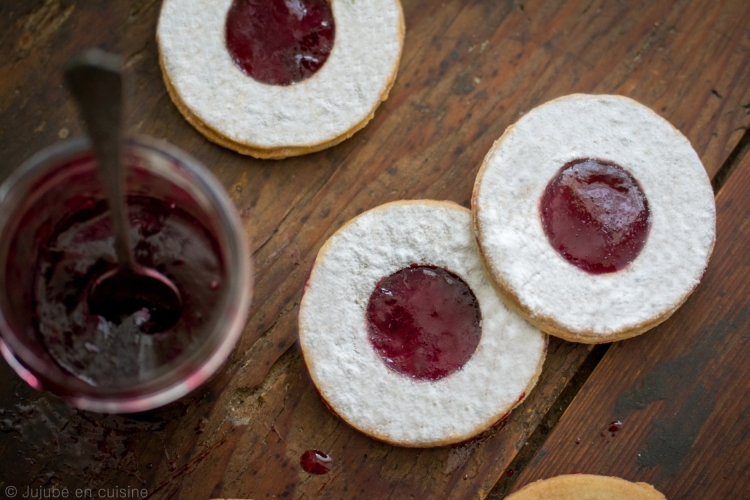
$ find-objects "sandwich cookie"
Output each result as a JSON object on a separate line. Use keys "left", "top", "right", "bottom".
{"left": 298, "top": 201, "right": 546, "bottom": 447}
{"left": 473, "top": 94, "right": 715, "bottom": 343}
{"left": 157, "top": 0, "right": 404, "bottom": 158}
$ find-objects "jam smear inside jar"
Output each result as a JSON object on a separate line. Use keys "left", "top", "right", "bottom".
{"left": 365, "top": 265, "right": 482, "bottom": 381}
{"left": 33, "top": 196, "right": 223, "bottom": 388}
{"left": 225, "top": 0, "right": 335, "bottom": 86}
{"left": 540, "top": 158, "right": 651, "bottom": 274}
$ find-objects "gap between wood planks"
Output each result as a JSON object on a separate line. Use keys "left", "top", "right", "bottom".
{"left": 486, "top": 126, "right": 750, "bottom": 500}
{"left": 711, "top": 127, "right": 750, "bottom": 195}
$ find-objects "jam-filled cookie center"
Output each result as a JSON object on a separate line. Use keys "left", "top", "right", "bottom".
{"left": 365, "top": 265, "right": 482, "bottom": 381}
{"left": 225, "top": 0, "right": 335, "bottom": 86}
{"left": 540, "top": 158, "right": 651, "bottom": 274}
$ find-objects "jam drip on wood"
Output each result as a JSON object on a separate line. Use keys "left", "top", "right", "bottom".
{"left": 300, "top": 449, "right": 332, "bottom": 474}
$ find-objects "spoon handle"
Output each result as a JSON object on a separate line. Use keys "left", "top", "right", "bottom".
{"left": 64, "top": 50, "right": 136, "bottom": 271}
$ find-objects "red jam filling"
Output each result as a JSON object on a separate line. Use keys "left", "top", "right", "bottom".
{"left": 366, "top": 266, "right": 482, "bottom": 381}
{"left": 300, "top": 449, "right": 332, "bottom": 474}
{"left": 540, "top": 159, "right": 651, "bottom": 274}
{"left": 225, "top": 0, "right": 335, "bottom": 86}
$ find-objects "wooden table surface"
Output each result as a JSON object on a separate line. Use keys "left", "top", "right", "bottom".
{"left": 1, "top": 0, "right": 749, "bottom": 499}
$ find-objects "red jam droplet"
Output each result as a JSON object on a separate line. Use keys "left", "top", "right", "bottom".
{"left": 225, "top": 0, "right": 335, "bottom": 86}
{"left": 600, "top": 420, "right": 623, "bottom": 441}
{"left": 300, "top": 449, "right": 332, "bottom": 474}
{"left": 540, "top": 159, "right": 650, "bottom": 274}
{"left": 366, "top": 266, "right": 482, "bottom": 381}
{"left": 608, "top": 420, "right": 623, "bottom": 435}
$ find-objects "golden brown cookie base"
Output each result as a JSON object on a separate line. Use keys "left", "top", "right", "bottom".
{"left": 506, "top": 474, "right": 666, "bottom": 500}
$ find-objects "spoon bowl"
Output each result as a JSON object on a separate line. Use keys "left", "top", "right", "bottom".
{"left": 88, "top": 267, "right": 183, "bottom": 334}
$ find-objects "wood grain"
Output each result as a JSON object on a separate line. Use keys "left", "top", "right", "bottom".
{"left": 511, "top": 150, "right": 750, "bottom": 498}
{"left": 0, "top": 0, "right": 749, "bottom": 498}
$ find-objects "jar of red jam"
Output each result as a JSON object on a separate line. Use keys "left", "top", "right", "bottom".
{"left": 0, "top": 136, "right": 252, "bottom": 412}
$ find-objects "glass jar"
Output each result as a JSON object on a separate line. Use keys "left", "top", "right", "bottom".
{"left": 0, "top": 136, "right": 252, "bottom": 413}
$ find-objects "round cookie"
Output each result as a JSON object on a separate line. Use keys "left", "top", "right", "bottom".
{"left": 298, "top": 200, "right": 547, "bottom": 447}
{"left": 157, "top": 0, "right": 404, "bottom": 159}
{"left": 506, "top": 474, "right": 666, "bottom": 500}
{"left": 472, "top": 94, "right": 715, "bottom": 343}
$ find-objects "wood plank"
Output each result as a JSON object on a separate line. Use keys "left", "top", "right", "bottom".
{"left": 510, "top": 151, "right": 750, "bottom": 498}
{"left": 0, "top": 0, "right": 749, "bottom": 499}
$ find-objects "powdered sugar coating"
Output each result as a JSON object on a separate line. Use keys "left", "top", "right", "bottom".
{"left": 474, "top": 94, "right": 716, "bottom": 341}
{"left": 299, "top": 201, "right": 546, "bottom": 447}
{"left": 157, "top": 0, "right": 403, "bottom": 151}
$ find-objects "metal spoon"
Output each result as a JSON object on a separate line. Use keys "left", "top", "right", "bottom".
{"left": 64, "top": 49, "right": 182, "bottom": 333}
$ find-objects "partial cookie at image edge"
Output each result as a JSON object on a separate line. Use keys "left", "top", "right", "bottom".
{"left": 506, "top": 474, "right": 667, "bottom": 500}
